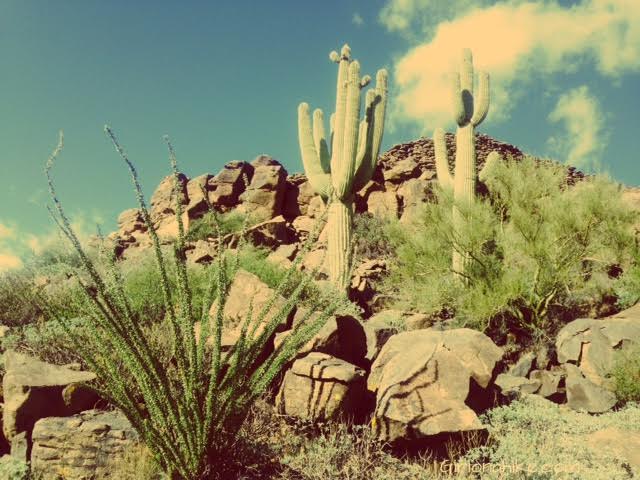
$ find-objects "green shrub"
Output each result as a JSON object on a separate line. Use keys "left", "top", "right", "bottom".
{"left": 383, "top": 157, "right": 637, "bottom": 339}
{"left": 185, "top": 210, "right": 248, "bottom": 242}
{"left": 39, "top": 129, "right": 345, "bottom": 480}
{"left": 352, "top": 213, "right": 397, "bottom": 261}
{"left": 610, "top": 344, "right": 640, "bottom": 404}
{"left": 0, "top": 456, "right": 29, "bottom": 480}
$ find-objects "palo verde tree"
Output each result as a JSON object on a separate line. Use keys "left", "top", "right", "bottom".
{"left": 298, "top": 44, "right": 388, "bottom": 290}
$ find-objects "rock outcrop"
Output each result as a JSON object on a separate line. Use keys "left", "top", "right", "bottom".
{"left": 31, "top": 409, "right": 138, "bottom": 480}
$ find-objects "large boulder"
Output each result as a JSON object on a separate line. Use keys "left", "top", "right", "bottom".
{"left": 555, "top": 304, "right": 640, "bottom": 411}
{"left": 31, "top": 409, "right": 138, "bottom": 480}
{"left": 2, "top": 351, "right": 97, "bottom": 442}
{"left": 283, "top": 174, "right": 316, "bottom": 218}
{"left": 367, "top": 328, "right": 502, "bottom": 442}
{"left": 239, "top": 155, "right": 287, "bottom": 221}
{"left": 276, "top": 352, "right": 367, "bottom": 422}
{"left": 149, "top": 173, "right": 190, "bottom": 239}
{"left": 209, "top": 161, "right": 254, "bottom": 210}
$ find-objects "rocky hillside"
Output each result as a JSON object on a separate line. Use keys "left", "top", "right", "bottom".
{"left": 109, "top": 133, "right": 588, "bottom": 260}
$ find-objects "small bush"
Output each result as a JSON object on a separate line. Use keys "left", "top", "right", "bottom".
{"left": 352, "top": 213, "right": 396, "bottom": 261}
{"left": 463, "top": 394, "right": 640, "bottom": 479}
{"left": 0, "top": 456, "right": 29, "bottom": 480}
{"left": 610, "top": 344, "right": 640, "bottom": 404}
{"left": 106, "top": 443, "right": 163, "bottom": 480}
{"left": 185, "top": 210, "right": 248, "bottom": 242}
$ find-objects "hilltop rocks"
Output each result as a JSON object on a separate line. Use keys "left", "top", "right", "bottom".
{"left": 31, "top": 409, "right": 138, "bottom": 480}
{"left": 2, "top": 351, "right": 97, "bottom": 442}
{"left": 239, "top": 155, "right": 288, "bottom": 221}
{"left": 367, "top": 329, "right": 502, "bottom": 441}
{"left": 150, "top": 173, "right": 190, "bottom": 239}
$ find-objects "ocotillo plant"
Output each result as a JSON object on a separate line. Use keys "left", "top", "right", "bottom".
{"left": 433, "top": 48, "right": 490, "bottom": 280}
{"left": 298, "top": 44, "right": 388, "bottom": 290}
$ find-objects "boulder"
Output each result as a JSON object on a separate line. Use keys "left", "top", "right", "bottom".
{"left": 31, "top": 409, "right": 138, "bottom": 480}
{"left": 366, "top": 190, "right": 399, "bottom": 219}
{"left": 382, "top": 157, "right": 420, "bottom": 183}
{"left": 495, "top": 373, "right": 541, "bottom": 397}
{"left": 349, "top": 259, "right": 387, "bottom": 315}
{"left": 185, "top": 239, "right": 218, "bottom": 264}
{"left": 529, "top": 367, "right": 565, "bottom": 399}
{"left": 149, "top": 173, "right": 189, "bottom": 238}
{"left": 2, "top": 351, "right": 96, "bottom": 441}
{"left": 397, "top": 178, "right": 432, "bottom": 224}
{"left": 276, "top": 353, "right": 367, "bottom": 422}
{"left": 267, "top": 244, "right": 298, "bottom": 268}
{"left": 117, "top": 208, "right": 146, "bottom": 236}
{"left": 507, "top": 351, "right": 536, "bottom": 378}
{"left": 368, "top": 329, "right": 502, "bottom": 442}
{"left": 556, "top": 306, "right": 640, "bottom": 388}
{"left": 564, "top": 363, "right": 616, "bottom": 413}
{"left": 209, "top": 161, "right": 253, "bottom": 210}
{"left": 277, "top": 314, "right": 367, "bottom": 367}
{"left": 185, "top": 173, "right": 214, "bottom": 219}
{"left": 239, "top": 155, "right": 287, "bottom": 221}
{"left": 283, "top": 175, "right": 316, "bottom": 218}
{"left": 207, "top": 269, "right": 293, "bottom": 345}
{"left": 245, "top": 215, "right": 296, "bottom": 248}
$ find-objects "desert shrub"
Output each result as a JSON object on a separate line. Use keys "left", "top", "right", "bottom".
{"left": 0, "top": 270, "right": 42, "bottom": 327}
{"left": 185, "top": 210, "right": 248, "bottom": 242}
{"left": 610, "top": 344, "right": 640, "bottom": 404}
{"left": 384, "top": 157, "right": 637, "bottom": 339}
{"left": 37, "top": 129, "right": 346, "bottom": 480}
{"left": 0, "top": 456, "right": 29, "bottom": 480}
{"left": 106, "top": 443, "right": 163, "bottom": 480}
{"left": 1, "top": 317, "right": 88, "bottom": 365}
{"left": 614, "top": 250, "right": 640, "bottom": 309}
{"left": 352, "top": 212, "right": 396, "bottom": 261}
{"left": 463, "top": 394, "right": 640, "bottom": 479}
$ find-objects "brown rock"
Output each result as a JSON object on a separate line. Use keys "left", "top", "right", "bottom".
{"left": 276, "top": 353, "right": 367, "bottom": 422}
{"left": 31, "top": 409, "right": 138, "bottom": 480}
{"left": 368, "top": 329, "right": 503, "bottom": 441}
{"left": 2, "top": 351, "right": 96, "bottom": 441}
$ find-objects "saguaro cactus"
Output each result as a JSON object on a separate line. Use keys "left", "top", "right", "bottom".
{"left": 433, "top": 48, "right": 490, "bottom": 279}
{"left": 298, "top": 44, "right": 388, "bottom": 290}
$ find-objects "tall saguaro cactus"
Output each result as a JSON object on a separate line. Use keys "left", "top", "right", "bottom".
{"left": 298, "top": 44, "right": 388, "bottom": 290}
{"left": 433, "top": 48, "right": 490, "bottom": 279}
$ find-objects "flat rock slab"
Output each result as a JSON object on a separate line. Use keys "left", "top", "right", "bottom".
{"left": 2, "top": 351, "right": 96, "bottom": 441}
{"left": 31, "top": 409, "right": 138, "bottom": 480}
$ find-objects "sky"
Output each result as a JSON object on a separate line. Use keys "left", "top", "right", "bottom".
{"left": 0, "top": 0, "right": 639, "bottom": 270}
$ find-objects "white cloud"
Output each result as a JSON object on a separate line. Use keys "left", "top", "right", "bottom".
{"left": 352, "top": 12, "right": 364, "bottom": 27}
{"left": 384, "top": 0, "right": 640, "bottom": 133}
{"left": 547, "top": 85, "right": 608, "bottom": 171}
{"left": 379, "top": 0, "right": 493, "bottom": 38}
{"left": 0, "top": 254, "right": 22, "bottom": 272}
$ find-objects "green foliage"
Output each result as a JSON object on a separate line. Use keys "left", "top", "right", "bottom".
{"left": 0, "top": 456, "right": 30, "bottom": 480}
{"left": 463, "top": 394, "right": 640, "bottom": 479}
{"left": 39, "top": 129, "right": 344, "bottom": 480}
{"left": 610, "top": 344, "right": 640, "bottom": 404}
{"left": 384, "top": 157, "right": 637, "bottom": 339}
{"left": 614, "top": 251, "right": 640, "bottom": 309}
{"left": 185, "top": 210, "right": 247, "bottom": 243}
{"left": 1, "top": 317, "right": 88, "bottom": 365}
{"left": 352, "top": 212, "right": 396, "bottom": 261}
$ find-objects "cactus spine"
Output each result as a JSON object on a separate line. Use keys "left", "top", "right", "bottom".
{"left": 433, "top": 48, "right": 490, "bottom": 280}
{"left": 298, "top": 44, "right": 388, "bottom": 290}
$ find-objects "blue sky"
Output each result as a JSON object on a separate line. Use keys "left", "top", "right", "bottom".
{"left": 0, "top": 0, "right": 639, "bottom": 270}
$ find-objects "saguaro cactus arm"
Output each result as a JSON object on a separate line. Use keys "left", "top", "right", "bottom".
{"left": 352, "top": 68, "right": 388, "bottom": 192}
{"left": 471, "top": 71, "right": 490, "bottom": 126}
{"left": 298, "top": 103, "right": 331, "bottom": 198}
{"left": 433, "top": 127, "right": 453, "bottom": 189}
